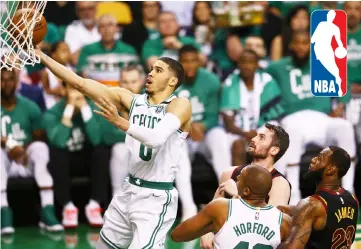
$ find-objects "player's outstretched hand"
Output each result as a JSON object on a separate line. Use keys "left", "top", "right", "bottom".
{"left": 200, "top": 232, "right": 214, "bottom": 249}
{"left": 94, "top": 97, "right": 122, "bottom": 126}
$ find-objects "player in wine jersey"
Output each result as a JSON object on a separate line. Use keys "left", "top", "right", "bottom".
{"left": 278, "top": 146, "right": 359, "bottom": 249}
{"left": 200, "top": 123, "right": 291, "bottom": 248}
{"left": 171, "top": 165, "right": 292, "bottom": 248}
{"left": 37, "top": 50, "right": 191, "bottom": 249}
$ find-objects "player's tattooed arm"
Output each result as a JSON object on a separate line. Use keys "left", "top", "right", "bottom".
{"left": 171, "top": 198, "right": 227, "bottom": 242}
{"left": 277, "top": 197, "right": 324, "bottom": 249}
{"left": 36, "top": 50, "right": 133, "bottom": 111}
{"left": 280, "top": 213, "right": 292, "bottom": 242}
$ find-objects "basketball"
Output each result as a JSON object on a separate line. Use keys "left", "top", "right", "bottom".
{"left": 9, "top": 8, "right": 47, "bottom": 46}
{"left": 335, "top": 46, "right": 347, "bottom": 59}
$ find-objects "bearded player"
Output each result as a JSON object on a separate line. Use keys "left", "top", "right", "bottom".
{"left": 37, "top": 49, "right": 191, "bottom": 249}
{"left": 278, "top": 146, "right": 359, "bottom": 249}
{"left": 200, "top": 123, "right": 291, "bottom": 249}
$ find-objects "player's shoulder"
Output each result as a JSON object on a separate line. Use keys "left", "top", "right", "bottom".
{"left": 272, "top": 174, "right": 290, "bottom": 187}
{"left": 220, "top": 166, "right": 240, "bottom": 183}
{"left": 169, "top": 96, "right": 191, "bottom": 108}
{"left": 298, "top": 196, "right": 327, "bottom": 216}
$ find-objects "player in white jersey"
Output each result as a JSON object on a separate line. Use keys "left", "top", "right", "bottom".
{"left": 37, "top": 49, "right": 192, "bottom": 249}
{"left": 171, "top": 165, "right": 291, "bottom": 249}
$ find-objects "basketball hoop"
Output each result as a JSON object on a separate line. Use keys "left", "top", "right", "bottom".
{"left": 0, "top": 1, "right": 47, "bottom": 70}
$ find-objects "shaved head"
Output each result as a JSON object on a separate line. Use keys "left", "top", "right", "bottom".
{"left": 237, "top": 165, "right": 272, "bottom": 200}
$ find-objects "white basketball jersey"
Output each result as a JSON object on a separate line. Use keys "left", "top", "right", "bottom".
{"left": 125, "top": 93, "right": 188, "bottom": 182}
{"left": 214, "top": 199, "right": 283, "bottom": 249}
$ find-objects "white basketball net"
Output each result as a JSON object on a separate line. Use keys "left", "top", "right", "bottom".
{"left": 0, "top": 1, "right": 47, "bottom": 70}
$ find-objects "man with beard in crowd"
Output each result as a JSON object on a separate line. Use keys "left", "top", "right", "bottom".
{"left": 266, "top": 31, "right": 356, "bottom": 205}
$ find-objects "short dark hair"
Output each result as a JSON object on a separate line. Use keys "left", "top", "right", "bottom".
{"left": 291, "top": 30, "right": 310, "bottom": 43}
{"left": 158, "top": 57, "right": 184, "bottom": 89}
{"left": 50, "top": 41, "right": 65, "bottom": 54}
{"left": 329, "top": 146, "right": 351, "bottom": 178}
{"left": 121, "top": 64, "right": 144, "bottom": 76}
{"left": 178, "top": 44, "right": 198, "bottom": 59}
{"left": 265, "top": 123, "right": 290, "bottom": 163}
{"left": 240, "top": 49, "right": 260, "bottom": 62}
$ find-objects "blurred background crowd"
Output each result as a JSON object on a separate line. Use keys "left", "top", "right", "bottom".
{"left": 1, "top": 1, "right": 361, "bottom": 248}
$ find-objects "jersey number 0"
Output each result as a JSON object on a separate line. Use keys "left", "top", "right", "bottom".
{"left": 139, "top": 143, "right": 152, "bottom": 161}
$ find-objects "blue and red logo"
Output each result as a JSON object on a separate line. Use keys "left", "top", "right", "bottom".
{"left": 310, "top": 10, "right": 347, "bottom": 97}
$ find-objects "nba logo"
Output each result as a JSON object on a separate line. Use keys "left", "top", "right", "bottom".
{"left": 310, "top": 10, "right": 347, "bottom": 97}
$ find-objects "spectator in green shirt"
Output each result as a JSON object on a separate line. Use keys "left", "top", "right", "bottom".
{"left": 43, "top": 82, "right": 110, "bottom": 229}
{"left": 77, "top": 14, "right": 138, "bottom": 87}
{"left": 141, "top": 11, "right": 202, "bottom": 69}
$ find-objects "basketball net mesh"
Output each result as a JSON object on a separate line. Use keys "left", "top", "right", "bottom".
{"left": 0, "top": 1, "right": 47, "bottom": 70}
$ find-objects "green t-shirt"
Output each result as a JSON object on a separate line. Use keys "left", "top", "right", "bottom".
{"left": 266, "top": 57, "right": 350, "bottom": 115}
{"left": 174, "top": 68, "right": 220, "bottom": 131}
{"left": 1, "top": 96, "right": 43, "bottom": 146}
{"left": 77, "top": 41, "right": 138, "bottom": 87}
{"left": 43, "top": 98, "right": 101, "bottom": 151}
{"left": 347, "top": 26, "right": 361, "bottom": 84}
{"left": 141, "top": 36, "right": 200, "bottom": 63}
{"left": 220, "top": 69, "right": 285, "bottom": 130}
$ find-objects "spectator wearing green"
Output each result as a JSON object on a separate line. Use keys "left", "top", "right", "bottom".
{"left": 175, "top": 45, "right": 231, "bottom": 182}
{"left": 174, "top": 45, "right": 229, "bottom": 221}
{"left": 142, "top": 11, "right": 200, "bottom": 69}
{"left": 344, "top": 1, "right": 361, "bottom": 93}
{"left": 43, "top": 83, "right": 109, "bottom": 228}
{"left": 221, "top": 49, "right": 285, "bottom": 165}
{"left": 77, "top": 14, "right": 138, "bottom": 87}
{"left": 1, "top": 69, "right": 62, "bottom": 234}
{"left": 266, "top": 31, "right": 356, "bottom": 204}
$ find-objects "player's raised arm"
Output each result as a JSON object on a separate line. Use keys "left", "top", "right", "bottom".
{"left": 37, "top": 50, "right": 134, "bottom": 110}
{"left": 277, "top": 197, "right": 325, "bottom": 249}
